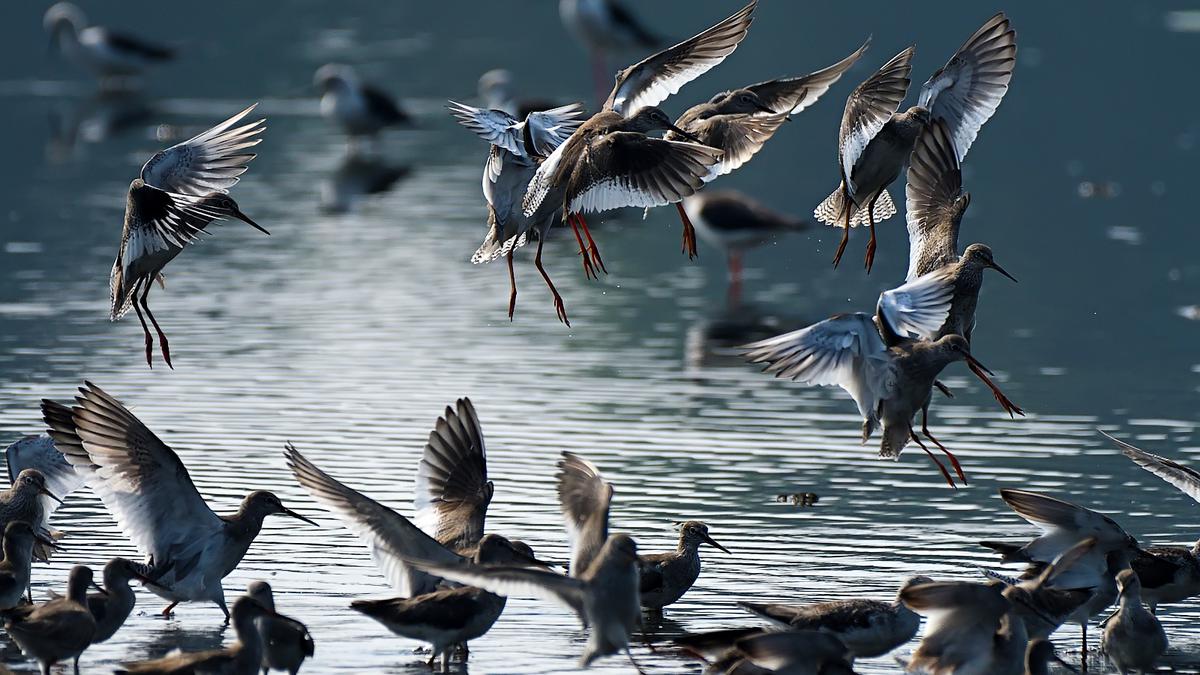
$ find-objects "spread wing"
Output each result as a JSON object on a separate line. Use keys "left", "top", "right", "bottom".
{"left": 5, "top": 434, "right": 84, "bottom": 518}
{"left": 875, "top": 267, "right": 955, "bottom": 342}
{"left": 689, "top": 111, "right": 790, "bottom": 182}
{"left": 905, "top": 119, "right": 967, "bottom": 281}
{"left": 413, "top": 399, "right": 493, "bottom": 552}
{"left": 405, "top": 558, "right": 586, "bottom": 623}
{"left": 524, "top": 104, "right": 587, "bottom": 157}
{"left": 839, "top": 47, "right": 913, "bottom": 192}
{"left": 556, "top": 452, "right": 612, "bottom": 577}
{"left": 284, "top": 444, "right": 463, "bottom": 597}
{"left": 1104, "top": 430, "right": 1200, "bottom": 504}
{"left": 568, "top": 133, "right": 722, "bottom": 213}
{"left": 745, "top": 38, "right": 870, "bottom": 115}
{"left": 447, "top": 101, "right": 523, "bottom": 155}
{"left": 741, "top": 312, "right": 892, "bottom": 424}
{"left": 918, "top": 13, "right": 1016, "bottom": 161}
{"left": 605, "top": 1, "right": 757, "bottom": 116}
{"left": 40, "top": 383, "right": 223, "bottom": 564}
{"left": 140, "top": 103, "right": 265, "bottom": 195}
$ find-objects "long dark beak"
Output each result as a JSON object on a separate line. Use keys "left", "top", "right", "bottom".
{"left": 990, "top": 260, "right": 1017, "bottom": 283}
{"left": 39, "top": 487, "right": 64, "bottom": 505}
{"left": 91, "top": 581, "right": 109, "bottom": 596}
{"left": 283, "top": 507, "right": 319, "bottom": 527}
{"left": 701, "top": 533, "right": 731, "bottom": 555}
{"left": 34, "top": 534, "right": 59, "bottom": 551}
{"left": 515, "top": 550, "right": 558, "bottom": 570}
{"left": 667, "top": 123, "right": 703, "bottom": 144}
{"left": 231, "top": 207, "right": 270, "bottom": 236}
{"left": 752, "top": 100, "right": 777, "bottom": 115}
{"left": 962, "top": 350, "right": 995, "bottom": 377}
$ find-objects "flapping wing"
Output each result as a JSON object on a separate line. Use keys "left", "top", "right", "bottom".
{"left": 405, "top": 558, "right": 586, "bottom": 622}
{"left": 1104, "top": 430, "right": 1200, "bottom": 503}
{"left": 557, "top": 452, "right": 612, "bottom": 577}
{"left": 140, "top": 103, "right": 265, "bottom": 196}
{"left": 998, "top": 488, "right": 1134, "bottom": 582}
{"left": 414, "top": 398, "right": 493, "bottom": 551}
{"left": 918, "top": 13, "right": 1016, "bottom": 161}
{"left": 876, "top": 267, "right": 955, "bottom": 341}
{"left": 736, "top": 631, "right": 850, "bottom": 670}
{"left": 5, "top": 434, "right": 84, "bottom": 512}
{"left": 741, "top": 313, "right": 891, "bottom": 423}
{"left": 605, "top": 1, "right": 757, "bottom": 116}
{"left": 839, "top": 47, "right": 913, "bottom": 192}
{"left": 447, "top": 101, "right": 523, "bottom": 156}
{"left": 746, "top": 38, "right": 871, "bottom": 115}
{"left": 285, "top": 444, "right": 462, "bottom": 597}
{"left": 905, "top": 119, "right": 967, "bottom": 281}
{"left": 900, "top": 581, "right": 1007, "bottom": 642}
{"left": 524, "top": 103, "right": 587, "bottom": 157}
{"left": 569, "top": 133, "right": 722, "bottom": 213}
{"left": 124, "top": 181, "right": 226, "bottom": 254}
{"left": 40, "top": 383, "right": 223, "bottom": 563}
{"left": 692, "top": 111, "right": 790, "bottom": 181}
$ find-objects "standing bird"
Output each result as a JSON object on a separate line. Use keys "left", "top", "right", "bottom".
{"left": 80, "top": 558, "right": 159, "bottom": 644}
{"left": 639, "top": 520, "right": 730, "bottom": 613}
{"left": 115, "top": 595, "right": 273, "bottom": 675}
{"left": 681, "top": 191, "right": 807, "bottom": 296}
{"left": 315, "top": 64, "right": 411, "bottom": 144}
{"left": 110, "top": 104, "right": 267, "bottom": 368}
{"left": 43, "top": 3, "right": 174, "bottom": 84}
{"left": 816, "top": 13, "right": 1016, "bottom": 272}
{"left": 448, "top": 101, "right": 585, "bottom": 322}
{"left": 6, "top": 435, "right": 84, "bottom": 535}
{"left": 901, "top": 580, "right": 1027, "bottom": 675}
{"left": 41, "top": 382, "right": 316, "bottom": 621}
{"left": 665, "top": 39, "right": 869, "bottom": 258}
{"left": 1104, "top": 430, "right": 1200, "bottom": 611}
{"left": 904, "top": 119, "right": 1022, "bottom": 414}
{"left": 286, "top": 445, "right": 550, "bottom": 670}
{"left": 559, "top": 0, "right": 661, "bottom": 106}
{"left": 246, "top": 581, "right": 314, "bottom": 675}
{"left": 0, "top": 468, "right": 63, "bottom": 560}
{"left": 738, "top": 575, "right": 931, "bottom": 659}
{"left": 742, "top": 268, "right": 1015, "bottom": 487}
{"left": 523, "top": 1, "right": 757, "bottom": 298}
{"left": 3, "top": 565, "right": 97, "bottom": 675}
{"left": 0, "top": 522, "right": 56, "bottom": 610}
{"left": 1102, "top": 569, "right": 1167, "bottom": 674}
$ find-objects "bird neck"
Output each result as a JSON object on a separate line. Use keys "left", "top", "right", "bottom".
{"left": 233, "top": 613, "right": 265, "bottom": 664}
{"left": 1, "top": 536, "right": 31, "bottom": 564}
{"left": 225, "top": 504, "right": 268, "bottom": 541}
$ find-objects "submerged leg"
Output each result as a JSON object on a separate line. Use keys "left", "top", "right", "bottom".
{"left": 139, "top": 282, "right": 172, "bottom": 369}
{"left": 575, "top": 212, "right": 607, "bottom": 274}
{"left": 831, "top": 186, "right": 852, "bottom": 268}
{"left": 922, "top": 407, "right": 967, "bottom": 484}
{"left": 676, "top": 202, "right": 698, "bottom": 260}
{"left": 864, "top": 193, "right": 879, "bottom": 274}
{"left": 160, "top": 601, "right": 178, "bottom": 617}
{"left": 506, "top": 250, "right": 518, "bottom": 321}
{"left": 967, "top": 361, "right": 1024, "bottom": 417}
{"left": 569, "top": 213, "right": 597, "bottom": 280}
{"left": 131, "top": 286, "right": 154, "bottom": 368}
{"left": 911, "top": 428, "right": 956, "bottom": 489}
{"left": 535, "top": 238, "right": 570, "bottom": 327}
{"left": 624, "top": 646, "right": 648, "bottom": 675}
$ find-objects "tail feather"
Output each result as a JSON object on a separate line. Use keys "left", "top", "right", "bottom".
{"left": 879, "top": 423, "right": 909, "bottom": 459}
{"left": 814, "top": 185, "right": 898, "bottom": 229}
{"left": 470, "top": 210, "right": 529, "bottom": 264}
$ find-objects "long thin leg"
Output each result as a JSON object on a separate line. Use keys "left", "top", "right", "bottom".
{"left": 934, "top": 380, "right": 954, "bottom": 399}
{"left": 568, "top": 213, "right": 597, "bottom": 280}
{"left": 441, "top": 649, "right": 450, "bottom": 673}
{"left": 575, "top": 212, "right": 607, "bottom": 274}
{"left": 139, "top": 282, "right": 173, "bottom": 369}
{"left": 131, "top": 283, "right": 154, "bottom": 368}
{"left": 624, "top": 646, "right": 648, "bottom": 675}
{"left": 911, "top": 428, "right": 956, "bottom": 489}
{"left": 676, "top": 202, "right": 698, "bottom": 260}
{"left": 1081, "top": 622, "right": 1088, "bottom": 670}
{"left": 831, "top": 184, "right": 851, "bottom": 268}
{"left": 160, "top": 601, "right": 178, "bottom": 617}
{"left": 506, "top": 250, "right": 518, "bottom": 321}
{"left": 864, "top": 193, "right": 879, "bottom": 273}
{"left": 922, "top": 407, "right": 967, "bottom": 484}
{"left": 535, "top": 237, "right": 569, "bottom": 327}
{"left": 967, "top": 361, "right": 1024, "bottom": 417}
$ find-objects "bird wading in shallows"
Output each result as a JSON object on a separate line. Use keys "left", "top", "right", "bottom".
{"left": 110, "top": 104, "right": 268, "bottom": 369}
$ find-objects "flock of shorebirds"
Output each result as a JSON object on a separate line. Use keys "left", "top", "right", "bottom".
{"left": 12, "top": 1, "right": 1192, "bottom": 674}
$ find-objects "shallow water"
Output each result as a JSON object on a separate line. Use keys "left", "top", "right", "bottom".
{"left": 0, "top": 1, "right": 1198, "bottom": 673}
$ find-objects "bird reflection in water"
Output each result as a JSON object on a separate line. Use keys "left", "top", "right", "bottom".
{"left": 320, "top": 153, "right": 412, "bottom": 214}
{"left": 46, "top": 89, "right": 154, "bottom": 162}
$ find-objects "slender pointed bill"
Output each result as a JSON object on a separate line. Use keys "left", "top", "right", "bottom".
{"left": 283, "top": 507, "right": 319, "bottom": 527}
{"left": 701, "top": 533, "right": 731, "bottom": 554}
{"left": 39, "top": 486, "right": 64, "bottom": 504}
{"left": 34, "top": 533, "right": 58, "bottom": 551}
{"left": 668, "top": 123, "right": 704, "bottom": 144}
{"left": 91, "top": 581, "right": 109, "bottom": 596}
{"left": 232, "top": 207, "right": 270, "bottom": 235}
{"left": 991, "top": 260, "right": 1017, "bottom": 282}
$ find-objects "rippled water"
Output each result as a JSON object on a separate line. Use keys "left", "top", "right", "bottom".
{"left": 0, "top": 1, "right": 1198, "bottom": 673}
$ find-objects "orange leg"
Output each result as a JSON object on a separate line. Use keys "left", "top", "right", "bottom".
{"left": 568, "top": 213, "right": 597, "bottom": 280}
{"left": 131, "top": 284, "right": 154, "bottom": 369}
{"left": 676, "top": 202, "right": 698, "bottom": 260}
{"left": 139, "top": 281, "right": 172, "bottom": 369}
{"left": 967, "top": 361, "right": 1024, "bottom": 417}
{"left": 911, "top": 428, "right": 957, "bottom": 489}
{"left": 535, "top": 237, "right": 569, "bottom": 326}
{"left": 506, "top": 250, "right": 517, "bottom": 321}
{"left": 864, "top": 193, "right": 879, "bottom": 274}
{"left": 575, "top": 212, "right": 607, "bottom": 274}
{"left": 831, "top": 184, "right": 852, "bottom": 268}
{"left": 922, "top": 407, "right": 967, "bottom": 485}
